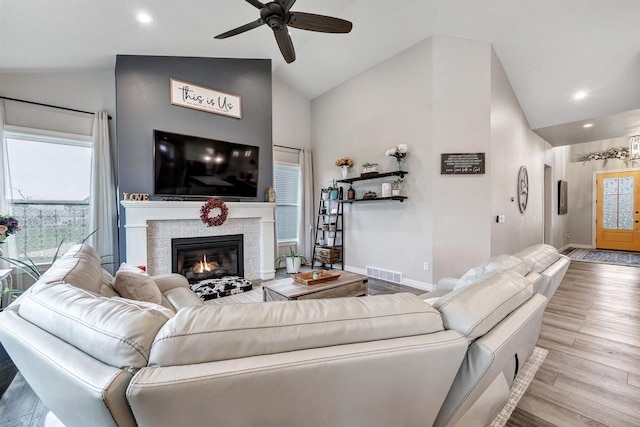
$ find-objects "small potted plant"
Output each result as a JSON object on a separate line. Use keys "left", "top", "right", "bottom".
{"left": 323, "top": 180, "right": 339, "bottom": 200}
{"left": 362, "top": 162, "right": 378, "bottom": 174}
{"left": 392, "top": 178, "right": 404, "bottom": 196}
{"left": 275, "top": 247, "right": 308, "bottom": 274}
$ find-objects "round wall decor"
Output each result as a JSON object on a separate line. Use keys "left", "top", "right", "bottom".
{"left": 518, "top": 166, "right": 529, "bottom": 213}
{"left": 200, "top": 198, "right": 228, "bottom": 227}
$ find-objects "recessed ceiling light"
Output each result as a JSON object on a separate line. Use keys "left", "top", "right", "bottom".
{"left": 583, "top": 123, "right": 594, "bottom": 128}
{"left": 573, "top": 91, "right": 588, "bottom": 100}
{"left": 136, "top": 12, "right": 153, "bottom": 24}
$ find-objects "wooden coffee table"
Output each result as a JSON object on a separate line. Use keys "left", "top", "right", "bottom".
{"left": 262, "top": 271, "right": 368, "bottom": 301}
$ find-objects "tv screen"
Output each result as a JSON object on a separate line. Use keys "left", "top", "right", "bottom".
{"left": 154, "top": 130, "right": 259, "bottom": 198}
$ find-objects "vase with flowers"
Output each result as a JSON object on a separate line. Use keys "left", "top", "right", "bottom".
{"left": 335, "top": 156, "right": 354, "bottom": 179}
{"left": 0, "top": 214, "right": 21, "bottom": 257}
{"left": 385, "top": 144, "right": 408, "bottom": 171}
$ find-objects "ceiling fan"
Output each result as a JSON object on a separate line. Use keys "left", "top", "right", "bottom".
{"left": 215, "top": 0, "right": 353, "bottom": 64}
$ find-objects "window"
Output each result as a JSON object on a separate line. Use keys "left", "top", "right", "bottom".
{"left": 274, "top": 163, "right": 300, "bottom": 243}
{"left": 3, "top": 131, "right": 92, "bottom": 262}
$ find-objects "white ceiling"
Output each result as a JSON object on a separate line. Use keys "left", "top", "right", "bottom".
{"left": 1, "top": 0, "right": 639, "bottom": 146}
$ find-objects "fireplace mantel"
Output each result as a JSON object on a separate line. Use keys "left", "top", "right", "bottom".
{"left": 121, "top": 201, "right": 276, "bottom": 280}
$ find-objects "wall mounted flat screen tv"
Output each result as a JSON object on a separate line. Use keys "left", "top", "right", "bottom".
{"left": 154, "top": 130, "right": 259, "bottom": 198}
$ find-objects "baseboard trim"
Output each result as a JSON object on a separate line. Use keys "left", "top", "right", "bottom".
{"left": 565, "top": 243, "right": 593, "bottom": 250}
{"left": 344, "top": 265, "right": 433, "bottom": 292}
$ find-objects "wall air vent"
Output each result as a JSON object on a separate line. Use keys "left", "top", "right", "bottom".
{"left": 365, "top": 266, "right": 403, "bottom": 284}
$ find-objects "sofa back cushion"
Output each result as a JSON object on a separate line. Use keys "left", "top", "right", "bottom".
{"left": 513, "top": 244, "right": 560, "bottom": 273}
{"left": 433, "top": 271, "right": 533, "bottom": 341}
{"left": 38, "top": 244, "right": 103, "bottom": 294}
{"left": 149, "top": 293, "right": 443, "bottom": 366}
{"left": 484, "top": 254, "right": 528, "bottom": 276}
{"left": 18, "top": 282, "right": 171, "bottom": 370}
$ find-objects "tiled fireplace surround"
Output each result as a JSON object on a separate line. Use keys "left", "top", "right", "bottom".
{"left": 121, "top": 201, "right": 276, "bottom": 280}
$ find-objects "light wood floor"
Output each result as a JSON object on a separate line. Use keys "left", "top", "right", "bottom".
{"left": 507, "top": 261, "right": 640, "bottom": 426}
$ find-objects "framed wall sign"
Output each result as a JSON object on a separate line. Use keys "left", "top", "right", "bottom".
{"left": 558, "top": 180, "right": 568, "bottom": 215}
{"left": 441, "top": 153, "right": 485, "bottom": 174}
{"left": 170, "top": 78, "right": 242, "bottom": 119}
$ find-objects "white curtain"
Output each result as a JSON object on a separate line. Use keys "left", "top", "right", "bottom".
{"left": 89, "top": 112, "right": 118, "bottom": 272}
{"left": 298, "top": 148, "right": 314, "bottom": 260}
{"left": 0, "top": 101, "right": 17, "bottom": 259}
{"left": 0, "top": 101, "right": 8, "bottom": 216}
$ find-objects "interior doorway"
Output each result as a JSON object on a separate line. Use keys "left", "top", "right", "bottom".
{"left": 544, "top": 165, "right": 552, "bottom": 244}
{"left": 595, "top": 171, "right": 640, "bottom": 251}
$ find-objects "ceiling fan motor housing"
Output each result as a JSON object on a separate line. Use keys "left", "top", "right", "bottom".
{"left": 261, "top": 3, "right": 288, "bottom": 30}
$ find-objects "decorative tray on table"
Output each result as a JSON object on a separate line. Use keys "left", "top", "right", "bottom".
{"left": 293, "top": 270, "right": 341, "bottom": 285}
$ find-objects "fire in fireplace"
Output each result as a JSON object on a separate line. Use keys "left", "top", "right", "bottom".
{"left": 171, "top": 235, "right": 244, "bottom": 283}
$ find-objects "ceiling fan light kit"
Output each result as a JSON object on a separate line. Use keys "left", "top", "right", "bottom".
{"left": 215, "top": 0, "right": 353, "bottom": 63}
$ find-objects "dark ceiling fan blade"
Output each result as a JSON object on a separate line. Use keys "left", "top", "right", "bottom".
{"left": 215, "top": 18, "right": 265, "bottom": 39}
{"left": 274, "top": 26, "right": 296, "bottom": 63}
{"left": 276, "top": 0, "right": 297, "bottom": 12}
{"left": 244, "top": 0, "right": 266, "bottom": 9}
{"left": 288, "top": 12, "right": 352, "bottom": 33}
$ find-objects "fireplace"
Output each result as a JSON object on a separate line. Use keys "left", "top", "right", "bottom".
{"left": 172, "top": 235, "right": 244, "bottom": 283}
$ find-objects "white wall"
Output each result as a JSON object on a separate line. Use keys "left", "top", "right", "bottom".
{"left": 545, "top": 144, "right": 571, "bottom": 249}
{"left": 0, "top": 72, "right": 117, "bottom": 197}
{"left": 489, "top": 48, "right": 551, "bottom": 255}
{"left": 0, "top": 72, "right": 115, "bottom": 136}
{"left": 431, "top": 36, "right": 492, "bottom": 280}
{"left": 311, "top": 36, "right": 564, "bottom": 287}
{"left": 312, "top": 37, "right": 434, "bottom": 286}
{"left": 567, "top": 136, "right": 636, "bottom": 247}
{"left": 272, "top": 75, "right": 311, "bottom": 150}
{"left": 272, "top": 77, "right": 311, "bottom": 259}
{"left": 0, "top": 72, "right": 115, "bottom": 114}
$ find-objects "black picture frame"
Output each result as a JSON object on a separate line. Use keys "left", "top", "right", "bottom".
{"left": 558, "top": 180, "right": 568, "bottom": 215}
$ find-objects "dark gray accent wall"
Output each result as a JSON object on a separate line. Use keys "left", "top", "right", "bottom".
{"left": 115, "top": 55, "right": 272, "bottom": 261}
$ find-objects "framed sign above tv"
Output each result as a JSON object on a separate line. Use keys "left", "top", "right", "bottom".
{"left": 154, "top": 130, "right": 259, "bottom": 199}
{"left": 170, "top": 78, "right": 242, "bottom": 119}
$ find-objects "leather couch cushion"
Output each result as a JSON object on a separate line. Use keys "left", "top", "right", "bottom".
{"left": 149, "top": 293, "right": 443, "bottom": 366}
{"left": 19, "top": 282, "right": 170, "bottom": 370}
{"left": 513, "top": 244, "right": 560, "bottom": 273}
{"left": 484, "top": 254, "right": 528, "bottom": 276}
{"left": 433, "top": 271, "right": 533, "bottom": 341}
{"left": 37, "top": 244, "right": 103, "bottom": 294}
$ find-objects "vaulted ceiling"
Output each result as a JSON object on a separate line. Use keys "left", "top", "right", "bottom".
{"left": 1, "top": 0, "right": 639, "bottom": 145}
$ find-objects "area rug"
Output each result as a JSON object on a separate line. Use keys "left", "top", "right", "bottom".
{"left": 566, "top": 248, "right": 640, "bottom": 267}
{"left": 489, "top": 346, "right": 548, "bottom": 427}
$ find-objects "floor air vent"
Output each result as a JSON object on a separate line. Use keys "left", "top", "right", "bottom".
{"left": 365, "top": 266, "right": 403, "bottom": 284}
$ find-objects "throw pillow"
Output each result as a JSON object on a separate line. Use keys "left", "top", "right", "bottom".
{"left": 113, "top": 271, "right": 162, "bottom": 305}
{"left": 454, "top": 265, "right": 487, "bottom": 291}
{"left": 423, "top": 297, "right": 441, "bottom": 306}
{"left": 110, "top": 262, "right": 147, "bottom": 287}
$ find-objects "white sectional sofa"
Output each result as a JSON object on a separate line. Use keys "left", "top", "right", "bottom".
{"left": 0, "top": 244, "right": 555, "bottom": 427}
{"left": 426, "top": 244, "right": 570, "bottom": 301}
